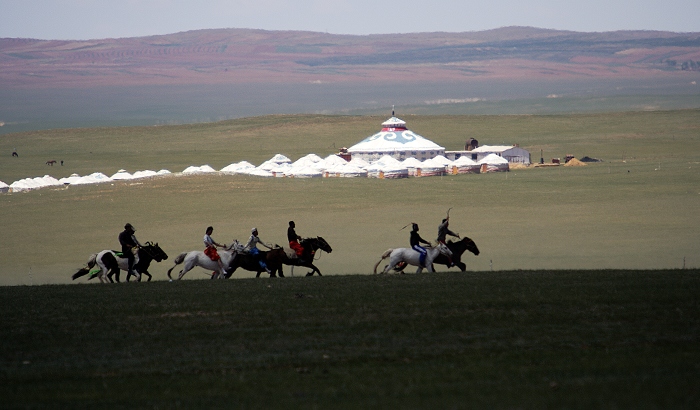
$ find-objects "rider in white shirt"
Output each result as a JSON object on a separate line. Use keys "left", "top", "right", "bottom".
{"left": 244, "top": 228, "right": 273, "bottom": 273}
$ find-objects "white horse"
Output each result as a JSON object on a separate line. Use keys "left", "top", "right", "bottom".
{"left": 373, "top": 243, "right": 453, "bottom": 274}
{"left": 167, "top": 241, "right": 244, "bottom": 280}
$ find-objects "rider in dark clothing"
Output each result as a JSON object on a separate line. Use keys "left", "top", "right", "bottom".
{"left": 410, "top": 223, "right": 431, "bottom": 268}
{"left": 287, "top": 221, "right": 305, "bottom": 262}
{"left": 119, "top": 223, "right": 141, "bottom": 277}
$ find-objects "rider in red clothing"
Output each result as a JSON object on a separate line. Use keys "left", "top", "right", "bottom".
{"left": 287, "top": 221, "right": 305, "bottom": 262}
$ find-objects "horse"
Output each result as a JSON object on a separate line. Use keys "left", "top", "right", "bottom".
{"left": 394, "top": 237, "right": 480, "bottom": 273}
{"left": 224, "top": 245, "right": 285, "bottom": 278}
{"left": 46, "top": 160, "right": 57, "bottom": 166}
{"left": 373, "top": 242, "right": 453, "bottom": 274}
{"left": 265, "top": 237, "right": 333, "bottom": 276}
{"left": 72, "top": 242, "right": 168, "bottom": 283}
{"left": 167, "top": 241, "right": 245, "bottom": 280}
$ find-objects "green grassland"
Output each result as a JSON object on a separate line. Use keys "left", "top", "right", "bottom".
{"left": 1, "top": 271, "right": 699, "bottom": 408}
{"left": 1, "top": 110, "right": 699, "bottom": 407}
{"left": 1, "top": 110, "right": 699, "bottom": 285}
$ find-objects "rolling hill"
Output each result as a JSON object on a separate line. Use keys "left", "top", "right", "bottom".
{"left": 2, "top": 26, "right": 700, "bottom": 88}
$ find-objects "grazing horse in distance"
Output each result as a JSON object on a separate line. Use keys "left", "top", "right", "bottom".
{"left": 265, "top": 237, "right": 333, "bottom": 276}
{"left": 46, "top": 160, "right": 57, "bottom": 166}
{"left": 374, "top": 242, "right": 453, "bottom": 274}
{"left": 394, "top": 236, "right": 480, "bottom": 273}
{"left": 72, "top": 242, "right": 168, "bottom": 283}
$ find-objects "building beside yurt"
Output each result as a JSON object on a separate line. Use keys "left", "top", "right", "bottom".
{"left": 347, "top": 116, "right": 445, "bottom": 162}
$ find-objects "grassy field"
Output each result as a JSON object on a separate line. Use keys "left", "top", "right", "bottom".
{"left": 1, "top": 110, "right": 699, "bottom": 285}
{"left": 1, "top": 271, "right": 698, "bottom": 408}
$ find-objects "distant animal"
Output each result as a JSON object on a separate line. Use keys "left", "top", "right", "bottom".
{"left": 12, "top": 151, "right": 18, "bottom": 157}
{"left": 394, "top": 236, "right": 480, "bottom": 273}
{"left": 167, "top": 241, "right": 243, "bottom": 280}
{"left": 46, "top": 160, "right": 57, "bottom": 166}
{"left": 264, "top": 236, "right": 333, "bottom": 277}
{"left": 374, "top": 242, "right": 453, "bottom": 274}
{"left": 72, "top": 242, "right": 168, "bottom": 283}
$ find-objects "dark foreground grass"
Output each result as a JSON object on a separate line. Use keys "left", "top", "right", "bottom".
{"left": 1, "top": 270, "right": 699, "bottom": 409}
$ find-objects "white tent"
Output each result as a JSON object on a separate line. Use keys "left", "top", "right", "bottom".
{"left": 478, "top": 153, "right": 510, "bottom": 172}
{"left": 285, "top": 166, "right": 323, "bottom": 178}
{"left": 0, "top": 180, "right": 8, "bottom": 193}
{"left": 469, "top": 145, "right": 531, "bottom": 165}
{"left": 416, "top": 157, "right": 448, "bottom": 177}
{"left": 347, "top": 117, "right": 445, "bottom": 162}
{"left": 450, "top": 156, "right": 480, "bottom": 174}
{"left": 220, "top": 161, "right": 256, "bottom": 174}
{"left": 182, "top": 165, "right": 217, "bottom": 174}
{"left": 111, "top": 169, "right": 134, "bottom": 180}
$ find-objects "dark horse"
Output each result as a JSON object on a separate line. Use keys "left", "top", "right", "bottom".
{"left": 266, "top": 237, "right": 333, "bottom": 277}
{"left": 224, "top": 248, "right": 284, "bottom": 278}
{"left": 72, "top": 242, "right": 169, "bottom": 283}
{"left": 394, "top": 236, "right": 479, "bottom": 273}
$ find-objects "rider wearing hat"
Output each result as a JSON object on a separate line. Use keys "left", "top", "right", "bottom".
{"left": 119, "top": 223, "right": 142, "bottom": 277}
{"left": 437, "top": 216, "right": 459, "bottom": 267}
{"left": 410, "top": 223, "right": 431, "bottom": 268}
{"left": 244, "top": 228, "right": 273, "bottom": 274}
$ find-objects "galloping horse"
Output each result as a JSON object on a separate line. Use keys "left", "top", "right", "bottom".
{"left": 373, "top": 242, "right": 453, "bottom": 274}
{"left": 224, "top": 246, "right": 284, "bottom": 278}
{"left": 265, "top": 237, "right": 333, "bottom": 276}
{"left": 72, "top": 242, "right": 168, "bottom": 283}
{"left": 394, "top": 236, "right": 480, "bottom": 273}
{"left": 167, "top": 242, "right": 243, "bottom": 280}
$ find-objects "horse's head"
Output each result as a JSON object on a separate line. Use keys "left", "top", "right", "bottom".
{"left": 227, "top": 239, "right": 245, "bottom": 253}
{"left": 437, "top": 242, "right": 453, "bottom": 257}
{"left": 147, "top": 242, "right": 169, "bottom": 261}
{"left": 458, "top": 237, "right": 480, "bottom": 256}
{"left": 314, "top": 236, "right": 332, "bottom": 253}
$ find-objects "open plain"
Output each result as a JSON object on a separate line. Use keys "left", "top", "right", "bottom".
{"left": 1, "top": 110, "right": 699, "bottom": 407}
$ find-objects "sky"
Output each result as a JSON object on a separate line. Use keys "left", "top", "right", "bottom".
{"left": 1, "top": 0, "right": 699, "bottom": 40}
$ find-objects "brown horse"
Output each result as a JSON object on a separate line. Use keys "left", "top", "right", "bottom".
{"left": 265, "top": 237, "right": 333, "bottom": 276}
{"left": 46, "top": 160, "right": 57, "bottom": 166}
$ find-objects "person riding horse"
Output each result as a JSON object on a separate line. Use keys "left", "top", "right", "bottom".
{"left": 118, "top": 223, "right": 142, "bottom": 278}
{"left": 203, "top": 226, "right": 226, "bottom": 275}
{"left": 437, "top": 217, "right": 459, "bottom": 267}
{"left": 243, "top": 228, "right": 273, "bottom": 274}
{"left": 410, "top": 223, "right": 431, "bottom": 268}
{"left": 287, "top": 221, "right": 305, "bottom": 263}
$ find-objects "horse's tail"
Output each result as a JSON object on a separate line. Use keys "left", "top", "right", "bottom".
{"left": 72, "top": 253, "right": 97, "bottom": 280}
{"left": 373, "top": 248, "right": 394, "bottom": 274}
{"left": 167, "top": 252, "right": 187, "bottom": 279}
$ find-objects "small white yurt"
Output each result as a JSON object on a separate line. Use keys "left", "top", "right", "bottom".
{"left": 347, "top": 116, "right": 445, "bottom": 162}
{"left": 415, "top": 157, "right": 447, "bottom": 177}
{"left": 221, "top": 161, "right": 256, "bottom": 174}
{"left": 111, "top": 169, "right": 134, "bottom": 180}
{"left": 478, "top": 153, "right": 510, "bottom": 172}
{"left": 451, "top": 156, "right": 480, "bottom": 174}
{"left": 402, "top": 157, "right": 424, "bottom": 176}
{"left": 0, "top": 180, "right": 8, "bottom": 193}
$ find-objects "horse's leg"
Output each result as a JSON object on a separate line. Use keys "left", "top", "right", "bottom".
{"left": 142, "top": 271, "right": 152, "bottom": 281}
{"left": 177, "top": 258, "right": 196, "bottom": 280}
{"left": 455, "top": 262, "right": 466, "bottom": 272}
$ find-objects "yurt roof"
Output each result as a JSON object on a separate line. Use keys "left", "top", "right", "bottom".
{"left": 478, "top": 153, "right": 509, "bottom": 165}
{"left": 348, "top": 117, "right": 444, "bottom": 153}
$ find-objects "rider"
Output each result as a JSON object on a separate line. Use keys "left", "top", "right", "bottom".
{"left": 118, "top": 223, "right": 142, "bottom": 277}
{"left": 244, "top": 228, "right": 273, "bottom": 274}
{"left": 410, "top": 223, "right": 431, "bottom": 268}
{"left": 287, "top": 221, "right": 305, "bottom": 262}
{"left": 203, "top": 226, "right": 226, "bottom": 275}
{"left": 437, "top": 216, "right": 460, "bottom": 267}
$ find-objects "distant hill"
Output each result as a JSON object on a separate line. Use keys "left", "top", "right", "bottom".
{"left": 2, "top": 27, "right": 700, "bottom": 88}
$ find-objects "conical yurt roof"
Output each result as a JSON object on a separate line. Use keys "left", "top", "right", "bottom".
{"left": 347, "top": 117, "right": 444, "bottom": 153}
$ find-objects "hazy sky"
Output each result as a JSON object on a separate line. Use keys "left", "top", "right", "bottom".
{"left": 1, "top": 0, "right": 699, "bottom": 40}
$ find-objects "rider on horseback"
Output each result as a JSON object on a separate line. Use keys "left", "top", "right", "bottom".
{"left": 437, "top": 216, "right": 460, "bottom": 267}
{"left": 287, "top": 221, "right": 305, "bottom": 263}
{"left": 410, "top": 223, "right": 431, "bottom": 268}
{"left": 118, "top": 223, "right": 142, "bottom": 277}
{"left": 203, "top": 226, "right": 226, "bottom": 274}
{"left": 244, "top": 228, "right": 273, "bottom": 274}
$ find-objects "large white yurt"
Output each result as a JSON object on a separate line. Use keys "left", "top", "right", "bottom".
{"left": 347, "top": 116, "right": 445, "bottom": 162}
